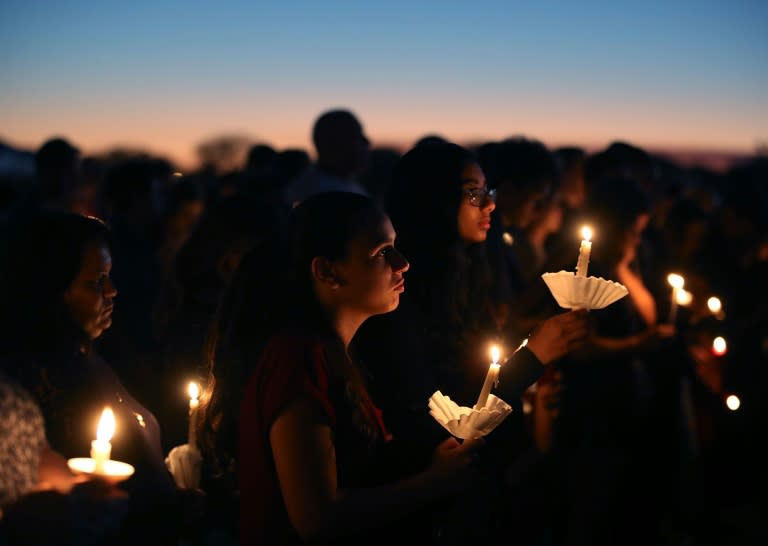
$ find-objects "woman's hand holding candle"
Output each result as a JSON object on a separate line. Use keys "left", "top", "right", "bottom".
{"left": 526, "top": 310, "right": 589, "bottom": 365}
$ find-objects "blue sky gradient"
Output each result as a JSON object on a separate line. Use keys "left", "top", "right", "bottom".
{"left": 1, "top": 0, "right": 766, "bottom": 167}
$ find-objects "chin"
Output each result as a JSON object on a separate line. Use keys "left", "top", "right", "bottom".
{"left": 377, "top": 298, "right": 400, "bottom": 315}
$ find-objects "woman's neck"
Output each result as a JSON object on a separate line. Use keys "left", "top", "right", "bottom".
{"left": 328, "top": 308, "right": 367, "bottom": 351}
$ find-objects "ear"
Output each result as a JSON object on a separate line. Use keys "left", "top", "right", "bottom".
{"left": 310, "top": 256, "right": 342, "bottom": 289}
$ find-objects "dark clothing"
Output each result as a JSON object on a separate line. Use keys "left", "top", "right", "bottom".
{"left": 556, "top": 261, "right": 683, "bottom": 546}
{"left": 354, "top": 294, "right": 547, "bottom": 544}
{"left": 0, "top": 373, "right": 45, "bottom": 508}
{"left": 356, "top": 296, "right": 544, "bottom": 447}
{"left": 238, "top": 331, "right": 391, "bottom": 546}
{"left": 7, "top": 351, "right": 181, "bottom": 545}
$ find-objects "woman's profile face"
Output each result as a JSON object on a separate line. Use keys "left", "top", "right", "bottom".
{"left": 63, "top": 242, "right": 117, "bottom": 340}
{"left": 457, "top": 163, "right": 495, "bottom": 243}
{"left": 332, "top": 215, "right": 409, "bottom": 317}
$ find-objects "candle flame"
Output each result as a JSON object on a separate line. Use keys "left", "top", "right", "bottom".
{"left": 667, "top": 273, "right": 685, "bottom": 289}
{"left": 707, "top": 297, "right": 722, "bottom": 314}
{"left": 188, "top": 381, "right": 200, "bottom": 401}
{"left": 726, "top": 394, "right": 740, "bottom": 411}
{"left": 96, "top": 407, "right": 115, "bottom": 442}
{"left": 580, "top": 226, "right": 592, "bottom": 241}
{"left": 712, "top": 336, "right": 727, "bottom": 356}
{"left": 675, "top": 288, "right": 693, "bottom": 306}
{"left": 490, "top": 345, "right": 500, "bottom": 364}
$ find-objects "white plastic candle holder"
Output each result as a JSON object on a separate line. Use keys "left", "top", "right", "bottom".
{"left": 541, "top": 270, "right": 628, "bottom": 310}
{"left": 67, "top": 457, "right": 135, "bottom": 484}
{"left": 428, "top": 391, "right": 513, "bottom": 439}
{"left": 165, "top": 443, "right": 203, "bottom": 489}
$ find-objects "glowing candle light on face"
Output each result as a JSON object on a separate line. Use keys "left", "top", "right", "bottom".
{"left": 188, "top": 382, "right": 200, "bottom": 447}
{"left": 667, "top": 273, "right": 685, "bottom": 324}
{"left": 575, "top": 226, "right": 592, "bottom": 277}
{"left": 91, "top": 407, "right": 115, "bottom": 474}
{"left": 476, "top": 345, "right": 501, "bottom": 410}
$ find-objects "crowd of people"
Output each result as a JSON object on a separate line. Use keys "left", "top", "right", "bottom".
{"left": 0, "top": 108, "right": 766, "bottom": 545}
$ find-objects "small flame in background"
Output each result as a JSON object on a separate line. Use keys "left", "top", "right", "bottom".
{"left": 667, "top": 273, "right": 685, "bottom": 289}
{"left": 712, "top": 336, "right": 727, "bottom": 356}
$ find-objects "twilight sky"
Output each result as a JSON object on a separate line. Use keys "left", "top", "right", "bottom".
{"left": 1, "top": 0, "right": 766, "bottom": 169}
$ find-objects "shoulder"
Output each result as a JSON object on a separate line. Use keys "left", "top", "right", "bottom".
{"left": 245, "top": 331, "right": 336, "bottom": 424}
{"left": 0, "top": 373, "right": 44, "bottom": 426}
{"left": 260, "top": 331, "right": 331, "bottom": 379}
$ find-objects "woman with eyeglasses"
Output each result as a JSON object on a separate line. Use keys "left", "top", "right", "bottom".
{"left": 353, "top": 141, "right": 587, "bottom": 543}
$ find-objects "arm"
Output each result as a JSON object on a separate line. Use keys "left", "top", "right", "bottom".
{"left": 497, "top": 310, "right": 589, "bottom": 400}
{"left": 496, "top": 347, "right": 545, "bottom": 401}
{"left": 578, "top": 323, "right": 675, "bottom": 359}
{"left": 270, "top": 397, "right": 477, "bottom": 542}
{"left": 36, "top": 443, "right": 78, "bottom": 493}
{"left": 615, "top": 263, "right": 656, "bottom": 328}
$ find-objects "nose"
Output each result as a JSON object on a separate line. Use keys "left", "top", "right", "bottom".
{"left": 482, "top": 198, "right": 496, "bottom": 213}
{"left": 388, "top": 248, "right": 409, "bottom": 273}
{"left": 104, "top": 277, "right": 118, "bottom": 298}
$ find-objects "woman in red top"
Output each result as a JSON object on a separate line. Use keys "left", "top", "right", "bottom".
{"left": 202, "top": 192, "right": 481, "bottom": 545}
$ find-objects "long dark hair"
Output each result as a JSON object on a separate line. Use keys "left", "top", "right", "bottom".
{"left": 201, "top": 192, "right": 388, "bottom": 471}
{"left": 386, "top": 142, "right": 493, "bottom": 334}
{"left": 0, "top": 212, "right": 112, "bottom": 362}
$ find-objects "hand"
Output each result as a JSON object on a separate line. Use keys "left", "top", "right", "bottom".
{"left": 527, "top": 309, "right": 589, "bottom": 364}
{"left": 424, "top": 437, "right": 484, "bottom": 494}
{"left": 618, "top": 242, "right": 637, "bottom": 268}
{"left": 178, "top": 487, "right": 207, "bottom": 535}
{"left": 69, "top": 476, "right": 128, "bottom": 501}
{"left": 688, "top": 340, "right": 724, "bottom": 394}
{"left": 643, "top": 323, "right": 677, "bottom": 349}
{"left": 654, "top": 323, "right": 676, "bottom": 339}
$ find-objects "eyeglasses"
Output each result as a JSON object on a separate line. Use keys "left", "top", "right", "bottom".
{"left": 463, "top": 187, "right": 497, "bottom": 207}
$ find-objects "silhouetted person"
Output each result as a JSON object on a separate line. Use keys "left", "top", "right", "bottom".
{"left": 484, "top": 137, "right": 561, "bottom": 300}
{"left": 35, "top": 137, "right": 83, "bottom": 213}
{"left": 283, "top": 109, "right": 370, "bottom": 206}
{"left": 1, "top": 137, "right": 85, "bottom": 272}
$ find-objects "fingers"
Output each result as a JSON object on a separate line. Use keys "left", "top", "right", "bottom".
{"left": 656, "top": 323, "right": 676, "bottom": 338}
{"left": 436, "top": 436, "right": 462, "bottom": 452}
{"left": 457, "top": 436, "right": 485, "bottom": 453}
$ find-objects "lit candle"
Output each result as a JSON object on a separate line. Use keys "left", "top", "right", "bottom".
{"left": 575, "top": 226, "right": 592, "bottom": 277}
{"left": 707, "top": 297, "right": 722, "bottom": 314}
{"left": 711, "top": 336, "right": 727, "bottom": 356}
{"left": 91, "top": 407, "right": 115, "bottom": 474}
{"left": 725, "top": 394, "right": 740, "bottom": 411}
{"left": 475, "top": 345, "right": 501, "bottom": 410}
{"left": 188, "top": 382, "right": 200, "bottom": 447}
{"left": 667, "top": 273, "right": 685, "bottom": 323}
{"left": 675, "top": 288, "right": 693, "bottom": 307}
